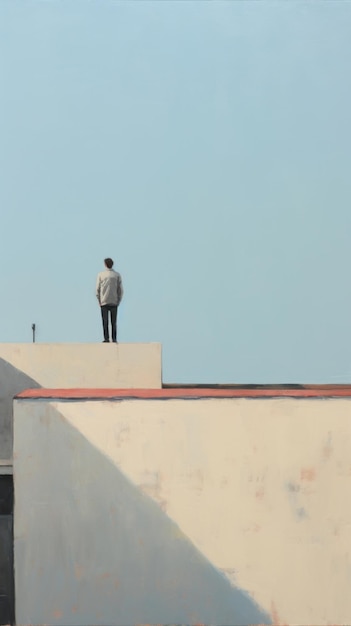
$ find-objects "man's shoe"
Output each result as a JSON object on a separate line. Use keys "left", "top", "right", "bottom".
{"left": 103, "top": 340, "right": 109, "bottom": 343}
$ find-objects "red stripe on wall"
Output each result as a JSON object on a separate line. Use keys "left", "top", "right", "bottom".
{"left": 15, "top": 386, "right": 351, "bottom": 400}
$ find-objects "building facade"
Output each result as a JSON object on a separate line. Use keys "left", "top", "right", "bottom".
{"left": 1, "top": 343, "right": 351, "bottom": 625}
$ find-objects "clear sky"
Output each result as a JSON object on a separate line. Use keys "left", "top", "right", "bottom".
{"left": 1, "top": 0, "right": 351, "bottom": 384}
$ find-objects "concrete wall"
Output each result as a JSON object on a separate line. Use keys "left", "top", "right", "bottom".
{"left": 13, "top": 392, "right": 351, "bottom": 625}
{"left": 0, "top": 343, "right": 161, "bottom": 461}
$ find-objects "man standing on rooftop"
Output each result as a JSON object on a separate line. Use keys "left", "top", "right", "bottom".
{"left": 96, "top": 258, "right": 123, "bottom": 343}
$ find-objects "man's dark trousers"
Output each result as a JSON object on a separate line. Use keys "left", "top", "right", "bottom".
{"left": 101, "top": 304, "right": 118, "bottom": 342}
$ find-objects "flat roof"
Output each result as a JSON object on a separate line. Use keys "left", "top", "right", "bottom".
{"left": 15, "top": 385, "right": 351, "bottom": 400}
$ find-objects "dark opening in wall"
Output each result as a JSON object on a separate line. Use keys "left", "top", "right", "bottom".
{"left": 0, "top": 474, "right": 14, "bottom": 625}
{"left": 0, "top": 475, "right": 13, "bottom": 515}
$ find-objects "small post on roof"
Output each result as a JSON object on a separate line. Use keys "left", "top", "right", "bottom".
{"left": 31, "top": 323, "right": 36, "bottom": 344}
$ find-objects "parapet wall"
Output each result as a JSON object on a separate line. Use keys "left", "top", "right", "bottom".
{"left": 0, "top": 343, "right": 162, "bottom": 461}
{"left": 13, "top": 389, "right": 351, "bottom": 625}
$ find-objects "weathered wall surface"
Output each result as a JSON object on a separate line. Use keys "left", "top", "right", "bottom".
{"left": 13, "top": 394, "right": 351, "bottom": 625}
{"left": 0, "top": 343, "right": 161, "bottom": 460}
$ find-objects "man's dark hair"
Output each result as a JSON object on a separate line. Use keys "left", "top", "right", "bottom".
{"left": 104, "top": 258, "right": 114, "bottom": 269}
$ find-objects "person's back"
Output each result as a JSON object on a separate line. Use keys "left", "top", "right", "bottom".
{"left": 97, "top": 268, "right": 120, "bottom": 306}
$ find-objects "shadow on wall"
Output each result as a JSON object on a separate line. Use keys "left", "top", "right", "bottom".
{"left": 15, "top": 403, "right": 272, "bottom": 626}
{"left": 0, "top": 359, "right": 41, "bottom": 460}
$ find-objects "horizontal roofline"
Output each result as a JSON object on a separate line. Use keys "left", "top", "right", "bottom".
{"left": 15, "top": 386, "right": 351, "bottom": 400}
{"left": 163, "top": 383, "right": 351, "bottom": 389}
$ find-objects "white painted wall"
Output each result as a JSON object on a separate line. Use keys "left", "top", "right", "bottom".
{"left": 14, "top": 395, "right": 351, "bottom": 625}
{"left": 0, "top": 343, "right": 161, "bottom": 460}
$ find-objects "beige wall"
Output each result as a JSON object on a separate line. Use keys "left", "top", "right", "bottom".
{"left": 0, "top": 343, "right": 161, "bottom": 460}
{"left": 13, "top": 395, "right": 351, "bottom": 625}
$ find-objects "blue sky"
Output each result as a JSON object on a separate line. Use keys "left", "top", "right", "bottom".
{"left": 1, "top": 1, "right": 351, "bottom": 383}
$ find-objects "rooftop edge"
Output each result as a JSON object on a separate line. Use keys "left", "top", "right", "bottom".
{"left": 15, "top": 386, "right": 351, "bottom": 400}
